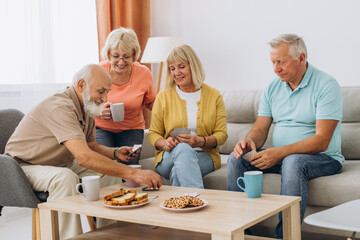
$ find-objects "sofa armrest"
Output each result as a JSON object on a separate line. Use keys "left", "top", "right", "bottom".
{"left": 140, "top": 129, "right": 155, "bottom": 160}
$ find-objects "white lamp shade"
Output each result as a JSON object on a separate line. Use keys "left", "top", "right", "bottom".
{"left": 141, "top": 37, "right": 184, "bottom": 63}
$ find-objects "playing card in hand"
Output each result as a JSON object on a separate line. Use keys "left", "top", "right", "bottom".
{"left": 242, "top": 150, "right": 257, "bottom": 162}
{"left": 169, "top": 128, "right": 191, "bottom": 138}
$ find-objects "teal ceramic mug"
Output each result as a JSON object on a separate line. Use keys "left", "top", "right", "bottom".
{"left": 236, "top": 171, "right": 263, "bottom": 198}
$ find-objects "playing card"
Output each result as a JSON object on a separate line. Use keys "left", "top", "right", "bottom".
{"left": 169, "top": 128, "right": 191, "bottom": 138}
{"left": 129, "top": 144, "right": 142, "bottom": 156}
{"left": 242, "top": 150, "right": 257, "bottom": 162}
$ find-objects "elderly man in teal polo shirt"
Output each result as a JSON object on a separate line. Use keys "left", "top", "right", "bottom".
{"left": 227, "top": 34, "right": 344, "bottom": 239}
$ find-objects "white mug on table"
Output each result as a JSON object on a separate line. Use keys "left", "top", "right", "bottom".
{"left": 75, "top": 175, "right": 100, "bottom": 201}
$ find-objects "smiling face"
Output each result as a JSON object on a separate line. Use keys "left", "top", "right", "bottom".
{"left": 76, "top": 65, "right": 112, "bottom": 117}
{"left": 84, "top": 70, "right": 112, "bottom": 117}
{"left": 270, "top": 43, "right": 307, "bottom": 89}
{"left": 109, "top": 47, "right": 134, "bottom": 76}
{"left": 169, "top": 61, "right": 195, "bottom": 92}
{"left": 82, "top": 85, "right": 104, "bottom": 118}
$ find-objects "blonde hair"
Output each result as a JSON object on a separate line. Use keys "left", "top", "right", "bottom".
{"left": 101, "top": 27, "right": 141, "bottom": 61}
{"left": 165, "top": 44, "right": 205, "bottom": 90}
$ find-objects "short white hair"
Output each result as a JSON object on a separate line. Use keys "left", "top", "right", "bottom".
{"left": 72, "top": 64, "right": 103, "bottom": 86}
{"left": 269, "top": 34, "right": 307, "bottom": 60}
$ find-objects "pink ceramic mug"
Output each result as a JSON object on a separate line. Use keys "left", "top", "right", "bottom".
{"left": 125, "top": 165, "right": 142, "bottom": 187}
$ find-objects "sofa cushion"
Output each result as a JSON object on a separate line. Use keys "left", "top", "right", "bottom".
{"left": 307, "top": 161, "right": 360, "bottom": 207}
{"left": 220, "top": 90, "right": 262, "bottom": 123}
{"left": 341, "top": 86, "right": 360, "bottom": 160}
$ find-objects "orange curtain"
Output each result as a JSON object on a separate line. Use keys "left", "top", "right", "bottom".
{"left": 95, "top": 0, "right": 150, "bottom": 61}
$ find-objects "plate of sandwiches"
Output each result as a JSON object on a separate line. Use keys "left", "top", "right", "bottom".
{"left": 160, "top": 196, "right": 208, "bottom": 212}
{"left": 102, "top": 188, "right": 149, "bottom": 209}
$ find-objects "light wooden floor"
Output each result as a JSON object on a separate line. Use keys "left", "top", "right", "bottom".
{"left": 0, "top": 207, "right": 90, "bottom": 240}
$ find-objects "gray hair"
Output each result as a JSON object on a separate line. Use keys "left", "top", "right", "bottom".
{"left": 269, "top": 34, "right": 307, "bottom": 60}
{"left": 72, "top": 64, "right": 102, "bottom": 86}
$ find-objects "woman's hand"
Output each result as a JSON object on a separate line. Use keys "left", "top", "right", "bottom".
{"left": 100, "top": 102, "right": 112, "bottom": 120}
{"left": 155, "top": 137, "right": 179, "bottom": 152}
{"left": 176, "top": 134, "right": 204, "bottom": 148}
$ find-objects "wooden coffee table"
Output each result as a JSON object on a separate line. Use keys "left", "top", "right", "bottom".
{"left": 38, "top": 184, "right": 301, "bottom": 240}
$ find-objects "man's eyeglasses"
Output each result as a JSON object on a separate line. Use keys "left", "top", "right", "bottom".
{"left": 111, "top": 54, "right": 133, "bottom": 62}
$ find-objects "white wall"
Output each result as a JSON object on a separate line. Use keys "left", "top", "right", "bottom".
{"left": 151, "top": 0, "right": 360, "bottom": 91}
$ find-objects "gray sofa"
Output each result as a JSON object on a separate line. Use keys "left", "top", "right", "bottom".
{"left": 139, "top": 86, "right": 360, "bottom": 238}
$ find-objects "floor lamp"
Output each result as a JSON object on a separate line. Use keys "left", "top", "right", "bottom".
{"left": 141, "top": 37, "right": 184, "bottom": 93}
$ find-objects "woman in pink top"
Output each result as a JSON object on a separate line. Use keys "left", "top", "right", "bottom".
{"left": 95, "top": 28, "right": 156, "bottom": 165}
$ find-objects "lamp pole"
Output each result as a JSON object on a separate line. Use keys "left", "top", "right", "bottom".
{"left": 156, "top": 62, "right": 163, "bottom": 93}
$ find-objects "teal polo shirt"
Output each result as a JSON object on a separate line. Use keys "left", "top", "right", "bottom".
{"left": 258, "top": 63, "right": 344, "bottom": 163}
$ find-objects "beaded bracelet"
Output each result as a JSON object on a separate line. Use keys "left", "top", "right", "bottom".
{"left": 201, "top": 136, "right": 206, "bottom": 148}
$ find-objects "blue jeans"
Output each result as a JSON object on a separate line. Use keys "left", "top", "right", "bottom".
{"left": 96, "top": 127, "right": 144, "bottom": 165}
{"left": 227, "top": 152, "right": 342, "bottom": 239}
{"left": 156, "top": 143, "right": 214, "bottom": 188}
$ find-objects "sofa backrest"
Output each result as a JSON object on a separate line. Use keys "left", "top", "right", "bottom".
{"left": 340, "top": 86, "right": 360, "bottom": 159}
{"left": 219, "top": 86, "right": 360, "bottom": 160}
{"left": 0, "top": 109, "right": 24, "bottom": 154}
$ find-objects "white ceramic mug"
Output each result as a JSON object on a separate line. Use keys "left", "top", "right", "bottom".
{"left": 124, "top": 165, "right": 142, "bottom": 188}
{"left": 110, "top": 103, "right": 124, "bottom": 122}
{"left": 75, "top": 176, "right": 100, "bottom": 201}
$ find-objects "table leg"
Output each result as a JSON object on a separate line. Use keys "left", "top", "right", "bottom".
{"left": 211, "top": 230, "right": 244, "bottom": 240}
{"left": 39, "top": 208, "right": 60, "bottom": 240}
{"left": 282, "top": 202, "right": 301, "bottom": 240}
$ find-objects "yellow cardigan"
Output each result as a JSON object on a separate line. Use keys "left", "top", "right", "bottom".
{"left": 148, "top": 84, "right": 227, "bottom": 170}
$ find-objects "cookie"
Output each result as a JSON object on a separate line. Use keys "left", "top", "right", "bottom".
{"left": 163, "top": 196, "right": 190, "bottom": 209}
{"left": 184, "top": 196, "right": 204, "bottom": 207}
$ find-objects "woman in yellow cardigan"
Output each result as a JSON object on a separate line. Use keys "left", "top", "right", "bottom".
{"left": 148, "top": 44, "right": 227, "bottom": 188}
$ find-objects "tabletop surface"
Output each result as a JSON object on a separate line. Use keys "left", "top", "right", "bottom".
{"left": 39, "top": 184, "right": 300, "bottom": 235}
{"left": 304, "top": 199, "right": 360, "bottom": 232}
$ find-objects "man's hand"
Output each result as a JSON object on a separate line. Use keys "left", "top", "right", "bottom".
{"left": 115, "top": 147, "right": 139, "bottom": 162}
{"left": 250, "top": 147, "right": 283, "bottom": 170}
{"left": 233, "top": 138, "right": 256, "bottom": 159}
{"left": 100, "top": 102, "right": 112, "bottom": 120}
{"left": 176, "top": 134, "right": 202, "bottom": 147}
{"left": 156, "top": 137, "right": 178, "bottom": 152}
{"left": 131, "top": 168, "right": 162, "bottom": 188}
